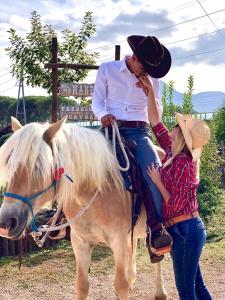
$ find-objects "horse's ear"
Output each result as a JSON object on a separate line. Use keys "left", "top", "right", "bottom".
{"left": 11, "top": 116, "right": 23, "bottom": 132}
{"left": 43, "top": 116, "right": 67, "bottom": 145}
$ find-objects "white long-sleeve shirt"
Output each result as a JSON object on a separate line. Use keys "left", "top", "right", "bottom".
{"left": 92, "top": 57, "right": 163, "bottom": 122}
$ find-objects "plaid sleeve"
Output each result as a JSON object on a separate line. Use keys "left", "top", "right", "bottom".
{"left": 152, "top": 122, "right": 172, "bottom": 158}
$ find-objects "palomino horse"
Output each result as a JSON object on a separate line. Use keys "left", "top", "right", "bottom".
{"left": 0, "top": 117, "right": 167, "bottom": 300}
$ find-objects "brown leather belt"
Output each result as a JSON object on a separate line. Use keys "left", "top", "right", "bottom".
{"left": 117, "top": 120, "right": 149, "bottom": 128}
{"left": 164, "top": 211, "right": 199, "bottom": 228}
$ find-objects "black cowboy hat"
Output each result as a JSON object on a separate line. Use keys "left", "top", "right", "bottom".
{"left": 127, "top": 35, "right": 171, "bottom": 78}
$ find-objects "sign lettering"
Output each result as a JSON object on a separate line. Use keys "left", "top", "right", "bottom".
{"left": 59, "top": 82, "right": 95, "bottom": 97}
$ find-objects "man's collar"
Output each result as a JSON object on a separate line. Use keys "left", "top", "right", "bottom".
{"left": 119, "top": 56, "right": 130, "bottom": 72}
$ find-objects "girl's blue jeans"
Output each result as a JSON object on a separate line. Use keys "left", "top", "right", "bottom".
{"left": 168, "top": 217, "right": 212, "bottom": 300}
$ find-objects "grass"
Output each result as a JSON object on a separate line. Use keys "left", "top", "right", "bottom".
{"left": 0, "top": 192, "right": 224, "bottom": 290}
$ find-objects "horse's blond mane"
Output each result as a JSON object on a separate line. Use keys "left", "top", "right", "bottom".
{"left": 0, "top": 122, "right": 124, "bottom": 202}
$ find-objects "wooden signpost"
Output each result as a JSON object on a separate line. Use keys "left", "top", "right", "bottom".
{"left": 59, "top": 105, "right": 96, "bottom": 121}
{"left": 45, "top": 38, "right": 120, "bottom": 122}
{"left": 58, "top": 82, "right": 95, "bottom": 97}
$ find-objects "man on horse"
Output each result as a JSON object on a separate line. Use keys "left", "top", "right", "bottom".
{"left": 92, "top": 35, "right": 172, "bottom": 262}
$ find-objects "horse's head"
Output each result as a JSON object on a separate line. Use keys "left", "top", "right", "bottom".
{"left": 0, "top": 116, "right": 67, "bottom": 239}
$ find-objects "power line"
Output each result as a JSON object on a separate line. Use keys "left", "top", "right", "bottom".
{"left": 0, "top": 85, "right": 15, "bottom": 94}
{"left": 86, "top": 7, "right": 225, "bottom": 53}
{"left": 166, "top": 28, "right": 225, "bottom": 45}
{"left": 0, "top": 78, "right": 14, "bottom": 86}
{"left": 168, "top": 0, "right": 207, "bottom": 13}
{"left": 196, "top": 0, "right": 225, "bottom": 41}
{"left": 94, "top": 28, "right": 225, "bottom": 64}
{"left": 0, "top": 71, "right": 10, "bottom": 78}
{"left": 174, "top": 46, "right": 225, "bottom": 60}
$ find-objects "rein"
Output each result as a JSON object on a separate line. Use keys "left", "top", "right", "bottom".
{"left": 31, "top": 189, "right": 99, "bottom": 247}
{"left": 104, "top": 122, "right": 130, "bottom": 172}
{"left": 2, "top": 167, "right": 100, "bottom": 248}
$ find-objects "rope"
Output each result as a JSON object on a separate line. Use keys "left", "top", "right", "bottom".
{"left": 31, "top": 189, "right": 99, "bottom": 247}
{"left": 104, "top": 122, "right": 130, "bottom": 172}
{"left": 32, "top": 202, "right": 63, "bottom": 248}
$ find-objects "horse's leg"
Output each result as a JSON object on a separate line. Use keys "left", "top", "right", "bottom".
{"left": 70, "top": 230, "right": 92, "bottom": 300}
{"left": 111, "top": 236, "right": 130, "bottom": 300}
{"left": 154, "top": 262, "right": 168, "bottom": 300}
{"left": 127, "top": 237, "right": 137, "bottom": 291}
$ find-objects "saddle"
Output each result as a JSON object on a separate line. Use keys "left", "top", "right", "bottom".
{"left": 115, "top": 135, "right": 172, "bottom": 261}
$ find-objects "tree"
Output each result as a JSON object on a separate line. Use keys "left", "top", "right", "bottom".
{"left": 213, "top": 106, "right": 225, "bottom": 144}
{"left": 161, "top": 83, "right": 169, "bottom": 123}
{"left": 183, "top": 75, "right": 194, "bottom": 114}
{"left": 168, "top": 80, "right": 175, "bottom": 116}
{"left": 197, "top": 122, "right": 224, "bottom": 221}
{"left": 6, "top": 11, "right": 99, "bottom": 92}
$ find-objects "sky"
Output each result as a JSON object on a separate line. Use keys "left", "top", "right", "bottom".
{"left": 0, "top": 0, "right": 225, "bottom": 98}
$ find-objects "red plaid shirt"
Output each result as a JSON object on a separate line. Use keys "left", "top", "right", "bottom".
{"left": 152, "top": 122, "right": 199, "bottom": 221}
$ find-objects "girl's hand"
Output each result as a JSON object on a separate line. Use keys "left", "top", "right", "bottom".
{"left": 139, "top": 75, "right": 153, "bottom": 91}
{"left": 147, "top": 163, "right": 162, "bottom": 185}
{"left": 136, "top": 80, "right": 148, "bottom": 96}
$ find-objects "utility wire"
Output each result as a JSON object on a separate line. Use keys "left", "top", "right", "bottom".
{"left": 0, "top": 85, "right": 15, "bottom": 94}
{"left": 86, "top": 7, "right": 225, "bottom": 53}
{"left": 0, "top": 71, "right": 10, "bottom": 78}
{"left": 0, "top": 78, "right": 14, "bottom": 86}
{"left": 174, "top": 46, "right": 225, "bottom": 60}
{"left": 196, "top": 0, "right": 225, "bottom": 41}
{"left": 168, "top": 0, "right": 207, "bottom": 13}
{"left": 96, "top": 28, "right": 225, "bottom": 64}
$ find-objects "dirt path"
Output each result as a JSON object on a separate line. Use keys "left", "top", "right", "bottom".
{"left": 0, "top": 242, "right": 224, "bottom": 300}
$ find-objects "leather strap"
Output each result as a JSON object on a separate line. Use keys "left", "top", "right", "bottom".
{"left": 117, "top": 120, "right": 149, "bottom": 128}
{"left": 164, "top": 211, "right": 199, "bottom": 228}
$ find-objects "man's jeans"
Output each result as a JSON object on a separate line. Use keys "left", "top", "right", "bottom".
{"left": 168, "top": 218, "right": 212, "bottom": 300}
{"left": 119, "top": 126, "right": 163, "bottom": 221}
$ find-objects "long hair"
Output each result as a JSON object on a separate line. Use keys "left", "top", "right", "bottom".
{"left": 163, "top": 127, "right": 200, "bottom": 179}
{"left": 0, "top": 122, "right": 124, "bottom": 204}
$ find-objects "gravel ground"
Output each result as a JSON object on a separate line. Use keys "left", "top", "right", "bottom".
{"left": 0, "top": 241, "right": 224, "bottom": 300}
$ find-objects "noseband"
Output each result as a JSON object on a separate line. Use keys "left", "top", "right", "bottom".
{"left": 2, "top": 167, "right": 73, "bottom": 231}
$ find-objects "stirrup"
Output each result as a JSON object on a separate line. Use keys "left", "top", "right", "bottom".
{"left": 147, "top": 225, "right": 173, "bottom": 257}
{"left": 152, "top": 244, "right": 172, "bottom": 256}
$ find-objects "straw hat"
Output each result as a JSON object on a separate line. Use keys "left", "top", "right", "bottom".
{"left": 175, "top": 113, "right": 211, "bottom": 160}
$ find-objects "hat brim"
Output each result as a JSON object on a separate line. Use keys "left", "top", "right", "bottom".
{"left": 140, "top": 46, "right": 171, "bottom": 78}
{"left": 127, "top": 36, "right": 171, "bottom": 78}
{"left": 175, "top": 113, "right": 193, "bottom": 153}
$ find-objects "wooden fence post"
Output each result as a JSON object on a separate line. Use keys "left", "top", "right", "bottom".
{"left": 115, "top": 45, "right": 120, "bottom": 61}
{"left": 52, "top": 37, "right": 58, "bottom": 123}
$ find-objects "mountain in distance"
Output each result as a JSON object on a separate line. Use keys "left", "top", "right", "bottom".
{"left": 160, "top": 81, "right": 225, "bottom": 113}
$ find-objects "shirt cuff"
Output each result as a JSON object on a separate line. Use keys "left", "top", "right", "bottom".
{"left": 152, "top": 122, "right": 169, "bottom": 137}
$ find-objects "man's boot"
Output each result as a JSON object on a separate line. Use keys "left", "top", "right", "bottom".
{"left": 146, "top": 226, "right": 172, "bottom": 263}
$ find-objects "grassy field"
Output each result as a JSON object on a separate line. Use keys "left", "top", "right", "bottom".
{"left": 0, "top": 192, "right": 224, "bottom": 299}
{"left": 0, "top": 238, "right": 224, "bottom": 299}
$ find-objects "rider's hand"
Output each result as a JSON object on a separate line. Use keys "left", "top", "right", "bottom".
{"left": 101, "top": 114, "right": 117, "bottom": 127}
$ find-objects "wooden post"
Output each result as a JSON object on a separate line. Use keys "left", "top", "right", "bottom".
{"left": 8, "top": 240, "right": 16, "bottom": 256}
{"left": 115, "top": 45, "right": 120, "bottom": 61}
{"left": 2, "top": 238, "right": 9, "bottom": 256}
{"left": 52, "top": 37, "right": 58, "bottom": 123}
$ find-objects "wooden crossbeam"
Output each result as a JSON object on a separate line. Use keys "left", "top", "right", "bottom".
{"left": 45, "top": 63, "right": 99, "bottom": 70}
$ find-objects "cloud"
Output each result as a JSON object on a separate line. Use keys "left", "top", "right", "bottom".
{"left": 170, "top": 30, "right": 225, "bottom": 66}
{"left": 93, "top": 9, "right": 176, "bottom": 43}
